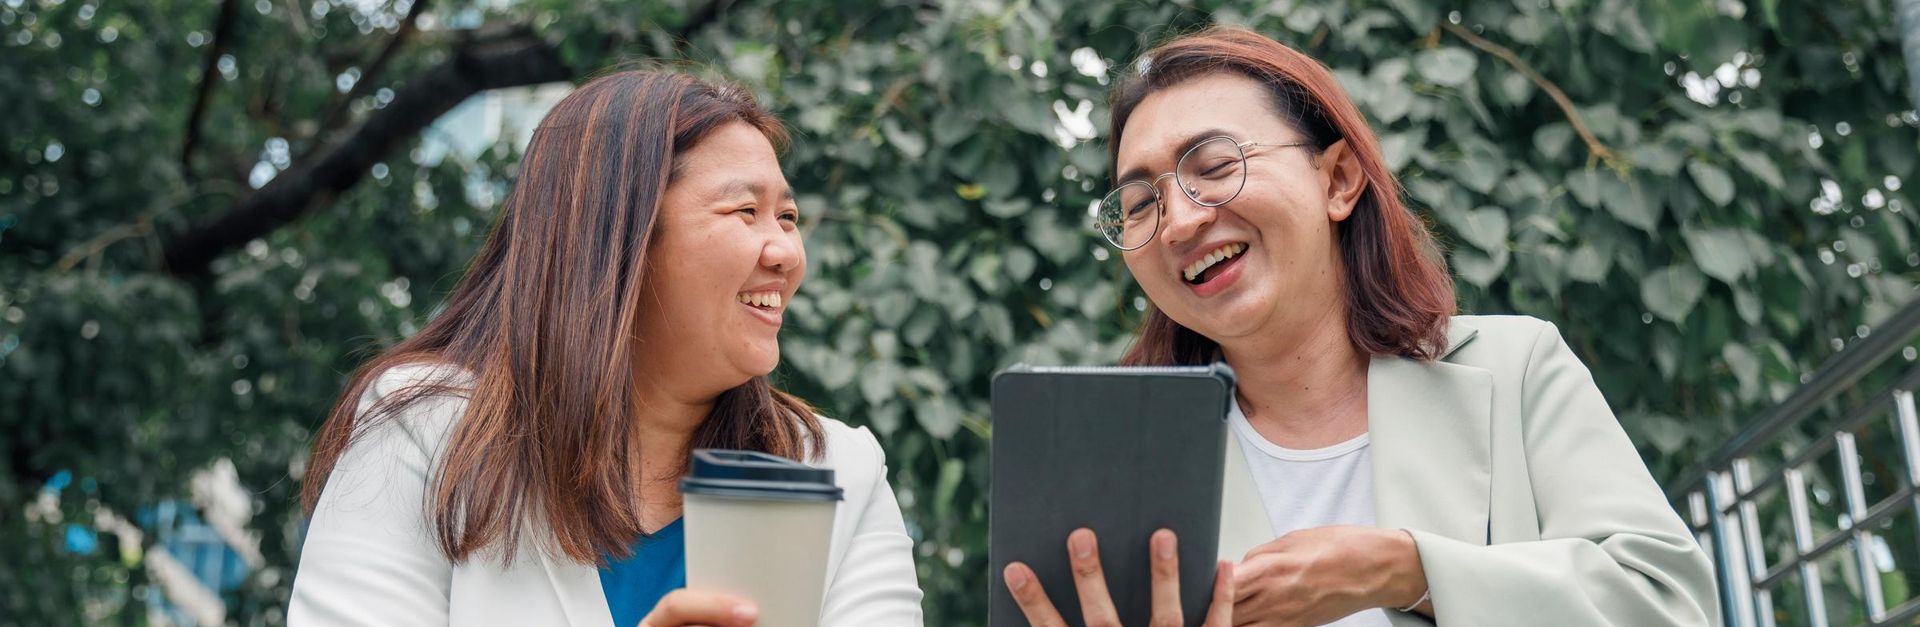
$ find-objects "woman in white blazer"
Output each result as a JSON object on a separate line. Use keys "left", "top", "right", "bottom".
{"left": 289, "top": 70, "right": 923, "bottom": 627}
{"left": 1003, "top": 27, "right": 1719, "bottom": 627}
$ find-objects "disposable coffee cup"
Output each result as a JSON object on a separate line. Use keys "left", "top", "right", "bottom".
{"left": 681, "top": 449, "right": 844, "bottom": 627}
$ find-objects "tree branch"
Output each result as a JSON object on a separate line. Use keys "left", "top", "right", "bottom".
{"left": 162, "top": 30, "right": 571, "bottom": 276}
{"left": 311, "top": 0, "right": 434, "bottom": 146}
{"left": 160, "top": 0, "right": 740, "bottom": 277}
{"left": 180, "top": 0, "right": 242, "bottom": 175}
{"left": 1439, "top": 21, "right": 1622, "bottom": 172}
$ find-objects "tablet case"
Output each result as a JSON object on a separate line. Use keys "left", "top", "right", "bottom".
{"left": 989, "top": 363, "right": 1235, "bottom": 627}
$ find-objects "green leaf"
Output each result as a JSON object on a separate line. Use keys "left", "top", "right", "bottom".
{"left": 1566, "top": 244, "right": 1614, "bottom": 284}
{"left": 1414, "top": 48, "right": 1478, "bottom": 87}
{"left": 1005, "top": 247, "right": 1038, "bottom": 282}
{"left": 969, "top": 254, "right": 1004, "bottom": 293}
{"left": 1453, "top": 247, "right": 1510, "bottom": 288}
{"left": 1627, "top": 412, "right": 1689, "bottom": 455}
{"left": 1369, "top": 81, "right": 1415, "bottom": 124}
{"left": 1628, "top": 142, "right": 1685, "bottom": 176}
{"left": 1445, "top": 206, "right": 1510, "bottom": 252}
{"left": 914, "top": 396, "right": 962, "bottom": 439}
{"left": 1641, "top": 264, "right": 1708, "bottom": 324}
{"left": 1734, "top": 286, "right": 1763, "bottom": 325}
{"left": 1686, "top": 161, "right": 1736, "bottom": 207}
{"left": 882, "top": 118, "right": 928, "bottom": 159}
{"left": 1602, "top": 174, "right": 1662, "bottom": 233}
{"left": 1447, "top": 139, "right": 1507, "bottom": 194}
{"left": 1723, "top": 343, "right": 1762, "bottom": 402}
{"left": 1385, "top": 0, "right": 1439, "bottom": 31}
{"left": 931, "top": 109, "right": 974, "bottom": 147}
{"left": 1534, "top": 124, "right": 1574, "bottom": 161}
{"left": 1566, "top": 168, "right": 1603, "bottom": 208}
{"left": 860, "top": 360, "right": 899, "bottom": 406}
{"left": 1495, "top": 69, "right": 1534, "bottom": 107}
{"left": 1506, "top": 13, "right": 1552, "bottom": 44}
{"left": 932, "top": 457, "right": 966, "bottom": 518}
{"left": 1729, "top": 147, "right": 1785, "bottom": 190}
{"left": 977, "top": 303, "right": 1014, "bottom": 345}
{"left": 983, "top": 198, "right": 1030, "bottom": 219}
{"left": 1683, "top": 227, "right": 1757, "bottom": 285}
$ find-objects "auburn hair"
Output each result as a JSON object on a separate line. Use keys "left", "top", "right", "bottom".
{"left": 301, "top": 69, "right": 824, "bottom": 565}
{"left": 1110, "top": 26, "right": 1456, "bottom": 365}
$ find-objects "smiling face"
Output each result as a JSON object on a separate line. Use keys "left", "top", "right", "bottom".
{"left": 1115, "top": 72, "right": 1366, "bottom": 349}
{"left": 632, "top": 122, "right": 805, "bottom": 400}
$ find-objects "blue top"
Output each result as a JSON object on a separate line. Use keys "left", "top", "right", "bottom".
{"left": 599, "top": 518, "right": 687, "bottom": 627}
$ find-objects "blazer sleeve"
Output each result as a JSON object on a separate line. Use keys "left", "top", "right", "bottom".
{"left": 817, "top": 427, "right": 926, "bottom": 627}
{"left": 288, "top": 380, "right": 456, "bottom": 627}
{"left": 1406, "top": 321, "right": 1721, "bottom": 627}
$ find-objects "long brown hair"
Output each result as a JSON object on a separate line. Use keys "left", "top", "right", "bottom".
{"left": 1110, "top": 26, "right": 1456, "bottom": 365}
{"left": 301, "top": 69, "right": 824, "bottom": 566}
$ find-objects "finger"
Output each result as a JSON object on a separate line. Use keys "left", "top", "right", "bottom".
{"left": 1148, "top": 529, "right": 1183, "bottom": 627}
{"left": 1230, "top": 554, "right": 1265, "bottom": 603}
{"left": 638, "top": 589, "right": 758, "bottom": 627}
{"left": 1067, "top": 528, "right": 1121, "bottom": 627}
{"left": 1004, "top": 562, "right": 1068, "bottom": 627}
{"left": 1202, "top": 561, "right": 1235, "bottom": 627}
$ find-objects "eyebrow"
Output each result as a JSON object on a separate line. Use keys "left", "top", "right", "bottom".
{"left": 705, "top": 178, "right": 796, "bottom": 204}
{"left": 1116, "top": 127, "right": 1239, "bottom": 185}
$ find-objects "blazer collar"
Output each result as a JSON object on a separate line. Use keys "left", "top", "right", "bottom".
{"left": 1437, "top": 317, "right": 1479, "bottom": 360}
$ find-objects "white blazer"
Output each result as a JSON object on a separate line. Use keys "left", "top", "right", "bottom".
{"left": 289, "top": 364, "right": 926, "bottom": 627}
{"left": 1218, "top": 316, "right": 1718, "bottom": 626}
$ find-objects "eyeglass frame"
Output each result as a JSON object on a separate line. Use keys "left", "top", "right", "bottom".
{"left": 1095, "top": 136, "right": 1315, "bottom": 251}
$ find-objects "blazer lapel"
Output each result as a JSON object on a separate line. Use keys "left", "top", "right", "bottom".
{"left": 536, "top": 546, "right": 617, "bottom": 627}
{"left": 1219, "top": 322, "right": 1491, "bottom": 559}
{"left": 1368, "top": 321, "right": 1493, "bottom": 545}
{"left": 1217, "top": 432, "right": 1274, "bottom": 561}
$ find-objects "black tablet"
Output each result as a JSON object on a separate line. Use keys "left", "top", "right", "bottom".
{"left": 989, "top": 363, "right": 1235, "bottom": 627}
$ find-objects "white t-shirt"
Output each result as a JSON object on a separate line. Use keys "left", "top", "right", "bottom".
{"left": 1229, "top": 400, "right": 1392, "bottom": 627}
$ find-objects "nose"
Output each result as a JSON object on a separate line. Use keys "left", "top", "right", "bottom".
{"left": 1156, "top": 183, "right": 1217, "bottom": 247}
{"left": 761, "top": 227, "right": 803, "bottom": 274}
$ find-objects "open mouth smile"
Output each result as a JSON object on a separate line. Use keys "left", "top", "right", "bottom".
{"left": 1182, "top": 242, "right": 1247, "bottom": 287}
{"left": 736, "top": 290, "right": 784, "bottom": 325}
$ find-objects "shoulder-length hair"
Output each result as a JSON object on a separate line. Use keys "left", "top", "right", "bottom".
{"left": 300, "top": 69, "right": 824, "bottom": 566}
{"left": 1110, "top": 25, "right": 1456, "bottom": 365}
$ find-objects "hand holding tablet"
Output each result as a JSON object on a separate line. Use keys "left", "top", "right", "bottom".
{"left": 989, "top": 364, "right": 1237, "bottom": 627}
{"left": 1001, "top": 528, "right": 1235, "bottom": 627}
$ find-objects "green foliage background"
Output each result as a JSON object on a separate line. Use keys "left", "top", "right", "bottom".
{"left": 3, "top": 0, "right": 1919, "bottom": 624}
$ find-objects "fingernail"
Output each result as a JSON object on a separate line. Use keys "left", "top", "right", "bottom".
{"left": 1071, "top": 533, "right": 1093, "bottom": 559}
{"left": 1158, "top": 534, "right": 1176, "bottom": 560}
{"left": 733, "top": 603, "right": 758, "bottom": 622}
{"left": 1005, "top": 564, "right": 1030, "bottom": 590}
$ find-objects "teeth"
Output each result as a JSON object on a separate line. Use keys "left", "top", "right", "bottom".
{"left": 737, "top": 292, "right": 783, "bottom": 309}
{"left": 1183, "top": 243, "right": 1247, "bottom": 282}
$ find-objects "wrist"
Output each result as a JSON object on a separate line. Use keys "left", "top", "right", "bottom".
{"left": 1379, "top": 528, "right": 1428, "bottom": 610}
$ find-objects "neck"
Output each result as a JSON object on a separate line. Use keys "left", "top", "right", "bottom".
{"left": 628, "top": 366, "right": 716, "bottom": 485}
{"left": 1219, "top": 299, "right": 1369, "bottom": 449}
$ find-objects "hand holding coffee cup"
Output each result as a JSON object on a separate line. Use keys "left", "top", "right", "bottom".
{"left": 680, "top": 449, "right": 845, "bottom": 627}
{"left": 638, "top": 589, "right": 761, "bottom": 627}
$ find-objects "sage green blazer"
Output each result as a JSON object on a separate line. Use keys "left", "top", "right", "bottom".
{"left": 1217, "top": 315, "right": 1720, "bottom": 626}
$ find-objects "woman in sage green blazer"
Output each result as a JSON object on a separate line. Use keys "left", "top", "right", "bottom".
{"left": 1000, "top": 27, "right": 1719, "bottom": 627}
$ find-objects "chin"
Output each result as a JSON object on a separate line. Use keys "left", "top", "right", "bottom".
{"left": 734, "top": 346, "right": 781, "bottom": 378}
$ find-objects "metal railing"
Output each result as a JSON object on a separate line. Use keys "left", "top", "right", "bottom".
{"left": 1670, "top": 297, "right": 1920, "bottom": 627}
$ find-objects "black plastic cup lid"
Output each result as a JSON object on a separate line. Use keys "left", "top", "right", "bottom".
{"left": 679, "top": 449, "right": 844, "bottom": 502}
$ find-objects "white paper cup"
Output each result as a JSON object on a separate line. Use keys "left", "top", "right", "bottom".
{"left": 681, "top": 449, "right": 844, "bottom": 627}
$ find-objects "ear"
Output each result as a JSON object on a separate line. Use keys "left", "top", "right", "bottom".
{"left": 1320, "top": 139, "right": 1366, "bottom": 222}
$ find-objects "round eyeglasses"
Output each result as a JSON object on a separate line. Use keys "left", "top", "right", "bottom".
{"left": 1093, "top": 136, "right": 1313, "bottom": 251}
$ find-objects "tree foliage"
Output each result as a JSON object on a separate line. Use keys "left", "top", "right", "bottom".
{"left": 2, "top": 0, "right": 1917, "bottom": 624}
